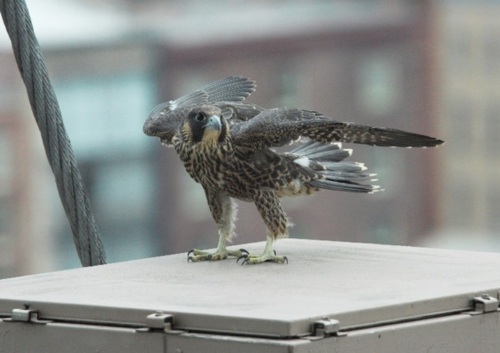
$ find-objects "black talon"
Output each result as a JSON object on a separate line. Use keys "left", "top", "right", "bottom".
{"left": 265, "top": 255, "right": 287, "bottom": 264}
{"left": 187, "top": 256, "right": 194, "bottom": 263}
{"left": 239, "top": 248, "right": 249, "bottom": 255}
{"left": 236, "top": 254, "right": 248, "bottom": 264}
{"left": 187, "top": 250, "right": 194, "bottom": 258}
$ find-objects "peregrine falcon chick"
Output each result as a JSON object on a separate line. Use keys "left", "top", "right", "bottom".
{"left": 143, "top": 76, "right": 443, "bottom": 264}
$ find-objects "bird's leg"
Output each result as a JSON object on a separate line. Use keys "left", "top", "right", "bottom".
{"left": 238, "top": 235, "right": 288, "bottom": 265}
{"left": 238, "top": 190, "right": 289, "bottom": 265}
{"left": 188, "top": 190, "right": 247, "bottom": 262}
{"left": 188, "top": 235, "right": 247, "bottom": 261}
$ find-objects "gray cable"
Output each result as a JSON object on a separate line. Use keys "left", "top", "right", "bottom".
{"left": 0, "top": 0, "right": 106, "bottom": 266}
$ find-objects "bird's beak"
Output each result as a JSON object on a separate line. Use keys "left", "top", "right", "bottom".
{"left": 204, "top": 115, "right": 222, "bottom": 131}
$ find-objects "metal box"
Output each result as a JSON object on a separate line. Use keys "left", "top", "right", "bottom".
{"left": 1, "top": 239, "right": 500, "bottom": 352}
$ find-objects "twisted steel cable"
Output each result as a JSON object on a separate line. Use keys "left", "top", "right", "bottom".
{"left": 0, "top": 0, "right": 106, "bottom": 266}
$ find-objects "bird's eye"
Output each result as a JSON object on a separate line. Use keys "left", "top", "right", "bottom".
{"left": 194, "top": 112, "right": 206, "bottom": 122}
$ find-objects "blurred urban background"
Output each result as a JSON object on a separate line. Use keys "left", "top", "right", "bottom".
{"left": 0, "top": 0, "right": 498, "bottom": 278}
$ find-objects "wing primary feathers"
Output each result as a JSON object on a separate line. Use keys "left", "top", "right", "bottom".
{"left": 201, "top": 76, "right": 256, "bottom": 103}
{"left": 334, "top": 123, "right": 445, "bottom": 148}
{"left": 233, "top": 107, "right": 444, "bottom": 149}
{"left": 169, "top": 76, "right": 256, "bottom": 110}
{"left": 170, "top": 90, "right": 208, "bottom": 109}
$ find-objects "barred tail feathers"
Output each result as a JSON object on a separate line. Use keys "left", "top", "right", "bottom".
{"left": 290, "top": 141, "right": 380, "bottom": 194}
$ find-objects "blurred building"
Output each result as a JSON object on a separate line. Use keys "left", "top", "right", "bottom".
{"left": 0, "top": 53, "right": 31, "bottom": 278}
{"left": 0, "top": 0, "right": 441, "bottom": 277}
{"left": 429, "top": 1, "right": 500, "bottom": 249}
{"left": 0, "top": 1, "right": 159, "bottom": 277}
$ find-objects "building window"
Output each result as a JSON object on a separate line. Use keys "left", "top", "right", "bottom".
{"left": 357, "top": 51, "right": 401, "bottom": 117}
{"left": 276, "top": 69, "right": 301, "bottom": 108}
{"left": 485, "top": 101, "right": 500, "bottom": 159}
{"left": 0, "top": 129, "right": 13, "bottom": 198}
{"left": 446, "top": 177, "right": 473, "bottom": 229}
{"left": 446, "top": 31, "right": 471, "bottom": 73}
{"left": 487, "top": 182, "right": 500, "bottom": 233}
{"left": 56, "top": 72, "right": 155, "bottom": 158}
{"left": 361, "top": 147, "right": 404, "bottom": 198}
{"left": 53, "top": 71, "right": 158, "bottom": 266}
{"left": 483, "top": 31, "right": 500, "bottom": 75}
{"left": 446, "top": 96, "right": 473, "bottom": 154}
{"left": 0, "top": 122, "right": 18, "bottom": 278}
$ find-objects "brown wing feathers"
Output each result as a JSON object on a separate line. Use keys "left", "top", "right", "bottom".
{"left": 232, "top": 107, "right": 443, "bottom": 149}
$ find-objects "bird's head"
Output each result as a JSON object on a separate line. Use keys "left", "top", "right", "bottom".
{"left": 181, "top": 105, "right": 228, "bottom": 145}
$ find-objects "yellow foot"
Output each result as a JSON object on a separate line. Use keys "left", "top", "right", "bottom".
{"left": 187, "top": 248, "right": 248, "bottom": 262}
{"left": 236, "top": 251, "right": 288, "bottom": 265}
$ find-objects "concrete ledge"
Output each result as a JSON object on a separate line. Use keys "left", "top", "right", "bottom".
{"left": 1, "top": 239, "right": 500, "bottom": 352}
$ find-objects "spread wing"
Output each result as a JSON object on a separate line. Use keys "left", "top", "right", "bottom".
{"left": 143, "top": 76, "right": 256, "bottom": 144}
{"left": 200, "top": 76, "right": 256, "bottom": 105}
{"left": 168, "top": 76, "right": 256, "bottom": 110}
{"left": 232, "top": 108, "right": 444, "bottom": 150}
